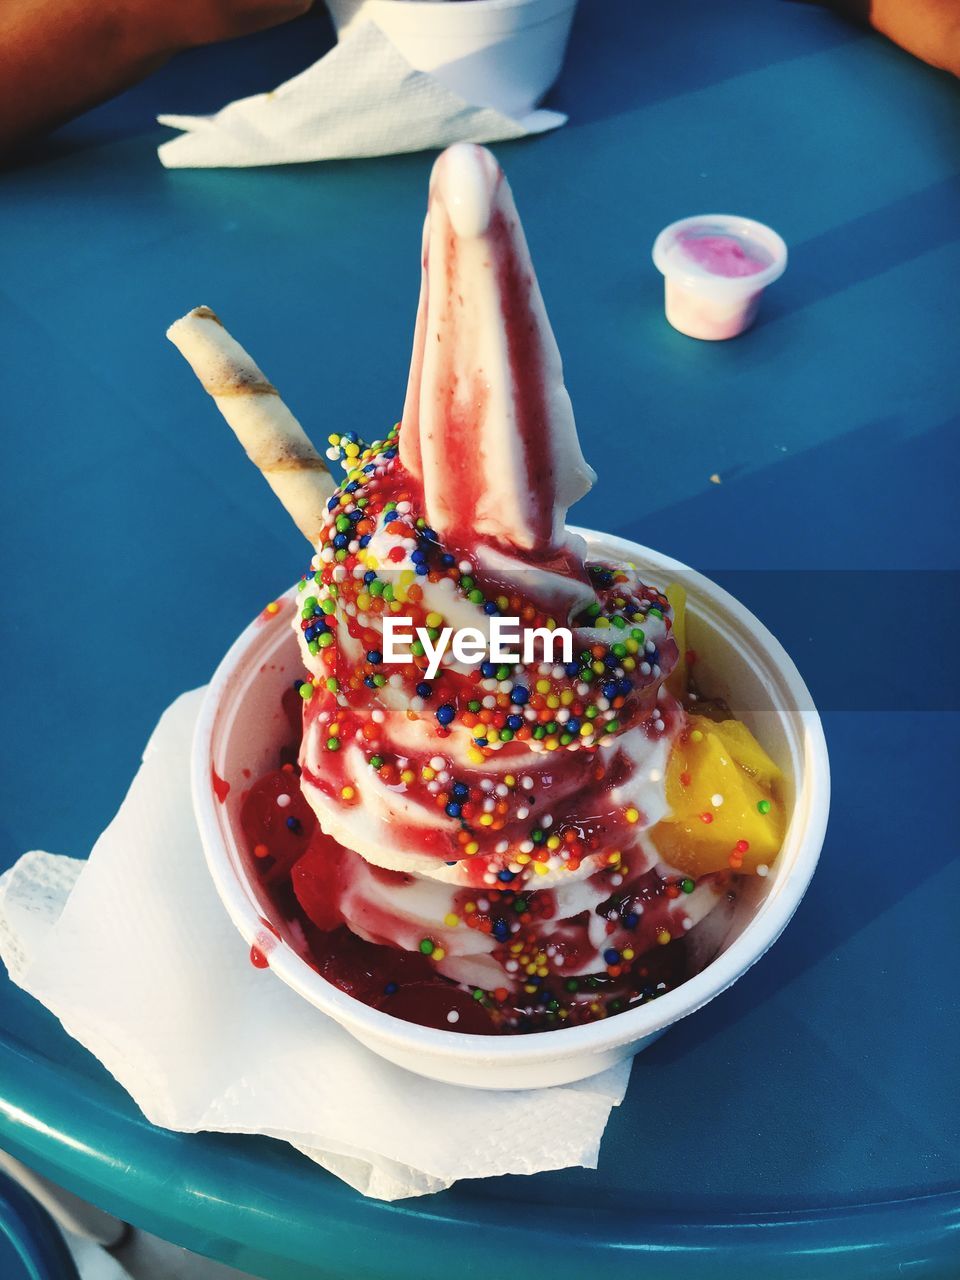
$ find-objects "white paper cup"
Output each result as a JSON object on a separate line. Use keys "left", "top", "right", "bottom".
{"left": 652, "top": 214, "right": 788, "bottom": 341}
{"left": 325, "top": 0, "right": 579, "bottom": 117}
{"left": 192, "top": 529, "right": 828, "bottom": 1090}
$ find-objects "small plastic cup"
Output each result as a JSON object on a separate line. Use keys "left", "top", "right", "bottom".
{"left": 652, "top": 214, "right": 787, "bottom": 341}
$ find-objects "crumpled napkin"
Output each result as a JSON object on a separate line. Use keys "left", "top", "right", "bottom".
{"left": 158, "top": 21, "right": 565, "bottom": 169}
{"left": 0, "top": 690, "right": 630, "bottom": 1202}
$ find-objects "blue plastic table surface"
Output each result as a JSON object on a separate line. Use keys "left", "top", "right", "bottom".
{"left": 0, "top": 1174, "right": 81, "bottom": 1280}
{"left": 2, "top": 2, "right": 959, "bottom": 1276}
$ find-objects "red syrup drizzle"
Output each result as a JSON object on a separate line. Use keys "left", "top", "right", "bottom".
{"left": 238, "top": 695, "right": 710, "bottom": 1035}
{"left": 489, "top": 205, "right": 560, "bottom": 551}
{"left": 297, "top": 671, "right": 683, "bottom": 886}
{"left": 240, "top": 768, "right": 496, "bottom": 1033}
{"left": 211, "top": 767, "right": 230, "bottom": 803}
{"left": 398, "top": 175, "right": 577, "bottom": 577}
{"left": 249, "top": 916, "right": 281, "bottom": 969}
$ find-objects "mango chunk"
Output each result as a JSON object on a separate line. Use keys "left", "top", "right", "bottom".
{"left": 651, "top": 722, "right": 785, "bottom": 876}
{"left": 707, "top": 718, "right": 783, "bottom": 790}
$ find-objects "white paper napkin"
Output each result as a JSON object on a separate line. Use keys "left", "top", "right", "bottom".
{"left": 157, "top": 22, "right": 565, "bottom": 169}
{"left": 0, "top": 690, "right": 630, "bottom": 1202}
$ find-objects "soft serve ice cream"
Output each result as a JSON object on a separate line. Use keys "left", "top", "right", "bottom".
{"left": 233, "top": 146, "right": 787, "bottom": 1033}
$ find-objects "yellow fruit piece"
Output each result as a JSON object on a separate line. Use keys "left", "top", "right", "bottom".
{"left": 650, "top": 723, "right": 785, "bottom": 876}
{"left": 664, "top": 582, "right": 687, "bottom": 698}
{"left": 707, "top": 718, "right": 783, "bottom": 790}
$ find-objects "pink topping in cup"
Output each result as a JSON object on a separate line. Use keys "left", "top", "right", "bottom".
{"left": 676, "top": 229, "right": 773, "bottom": 279}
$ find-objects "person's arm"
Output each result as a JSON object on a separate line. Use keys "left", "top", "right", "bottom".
{"left": 871, "top": 0, "right": 960, "bottom": 74}
{"left": 828, "top": 0, "right": 960, "bottom": 76}
{"left": 0, "top": 0, "right": 312, "bottom": 155}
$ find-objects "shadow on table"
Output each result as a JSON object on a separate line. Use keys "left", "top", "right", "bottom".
{"left": 643, "top": 705, "right": 957, "bottom": 1070}
{"left": 7, "top": 0, "right": 868, "bottom": 172}
{"left": 614, "top": 412, "right": 960, "bottom": 708}
{"left": 617, "top": 409, "right": 960, "bottom": 571}
{"left": 760, "top": 174, "right": 960, "bottom": 324}
{"left": 608, "top": 411, "right": 960, "bottom": 1059}
{"left": 553, "top": 0, "right": 868, "bottom": 124}
{"left": 1, "top": 10, "right": 335, "bottom": 173}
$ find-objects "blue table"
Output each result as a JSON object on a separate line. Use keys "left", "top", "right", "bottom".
{"left": 2, "top": 2, "right": 959, "bottom": 1276}
{"left": 0, "top": 1173, "right": 81, "bottom": 1280}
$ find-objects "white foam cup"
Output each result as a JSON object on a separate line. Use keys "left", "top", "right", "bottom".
{"left": 325, "top": 0, "right": 579, "bottom": 117}
{"left": 193, "top": 529, "right": 828, "bottom": 1090}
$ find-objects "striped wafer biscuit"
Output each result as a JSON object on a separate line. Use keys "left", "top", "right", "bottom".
{"left": 167, "top": 306, "right": 334, "bottom": 545}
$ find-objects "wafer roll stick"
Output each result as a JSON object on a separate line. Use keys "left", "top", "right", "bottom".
{"left": 167, "top": 307, "right": 334, "bottom": 545}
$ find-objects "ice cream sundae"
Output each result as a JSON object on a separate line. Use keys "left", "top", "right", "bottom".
{"left": 170, "top": 145, "right": 786, "bottom": 1035}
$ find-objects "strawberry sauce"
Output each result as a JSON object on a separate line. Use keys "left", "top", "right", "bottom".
{"left": 238, "top": 700, "right": 714, "bottom": 1035}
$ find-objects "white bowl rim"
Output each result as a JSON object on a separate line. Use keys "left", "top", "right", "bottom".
{"left": 192, "top": 528, "right": 829, "bottom": 1066}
